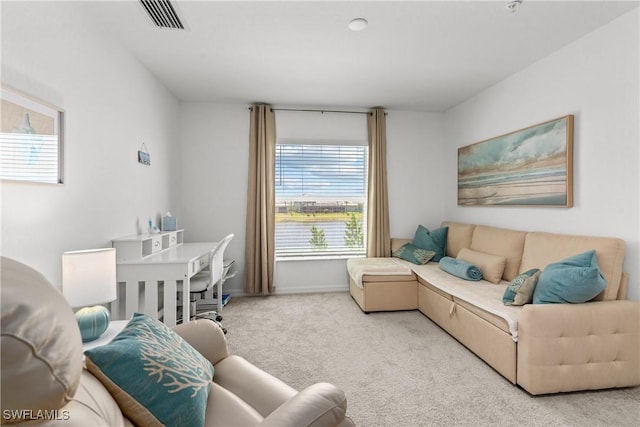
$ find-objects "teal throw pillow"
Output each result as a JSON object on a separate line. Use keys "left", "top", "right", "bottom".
{"left": 393, "top": 243, "right": 436, "bottom": 265}
{"left": 503, "top": 268, "right": 541, "bottom": 306}
{"left": 84, "top": 313, "right": 214, "bottom": 427}
{"left": 413, "top": 225, "right": 448, "bottom": 262}
{"left": 533, "top": 250, "right": 606, "bottom": 304}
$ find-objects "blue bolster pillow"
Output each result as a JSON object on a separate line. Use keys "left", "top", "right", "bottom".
{"left": 439, "top": 256, "right": 483, "bottom": 281}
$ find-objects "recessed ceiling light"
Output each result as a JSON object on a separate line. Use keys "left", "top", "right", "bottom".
{"left": 348, "top": 18, "right": 368, "bottom": 31}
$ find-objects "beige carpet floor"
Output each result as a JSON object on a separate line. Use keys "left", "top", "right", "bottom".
{"left": 220, "top": 292, "right": 640, "bottom": 427}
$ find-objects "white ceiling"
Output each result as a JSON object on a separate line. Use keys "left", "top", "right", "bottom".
{"left": 83, "top": 0, "right": 639, "bottom": 111}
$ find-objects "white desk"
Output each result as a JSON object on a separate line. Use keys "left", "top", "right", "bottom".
{"left": 114, "top": 242, "right": 219, "bottom": 327}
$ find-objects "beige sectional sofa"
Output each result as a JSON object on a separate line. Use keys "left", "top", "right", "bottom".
{"left": 347, "top": 222, "right": 640, "bottom": 395}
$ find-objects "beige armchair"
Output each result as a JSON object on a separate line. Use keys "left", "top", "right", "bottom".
{"left": 0, "top": 256, "right": 353, "bottom": 426}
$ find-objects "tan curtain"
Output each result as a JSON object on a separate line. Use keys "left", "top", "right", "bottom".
{"left": 366, "top": 108, "right": 391, "bottom": 257}
{"left": 244, "top": 105, "right": 276, "bottom": 294}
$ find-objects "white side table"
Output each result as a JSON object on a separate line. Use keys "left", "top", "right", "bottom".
{"left": 82, "top": 320, "right": 129, "bottom": 351}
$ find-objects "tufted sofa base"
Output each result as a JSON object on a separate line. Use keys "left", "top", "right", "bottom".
{"left": 517, "top": 300, "right": 640, "bottom": 394}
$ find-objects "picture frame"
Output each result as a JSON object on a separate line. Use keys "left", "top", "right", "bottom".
{"left": 138, "top": 150, "right": 151, "bottom": 166}
{"left": 1, "top": 85, "right": 65, "bottom": 184}
{"left": 458, "top": 115, "right": 573, "bottom": 207}
{"left": 138, "top": 142, "right": 151, "bottom": 166}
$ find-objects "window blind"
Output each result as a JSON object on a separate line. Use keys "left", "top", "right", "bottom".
{"left": 1, "top": 86, "right": 63, "bottom": 185}
{"left": 0, "top": 133, "right": 61, "bottom": 184}
{"left": 275, "top": 143, "right": 368, "bottom": 256}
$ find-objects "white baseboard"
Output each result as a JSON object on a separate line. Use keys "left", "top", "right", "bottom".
{"left": 274, "top": 284, "right": 349, "bottom": 294}
{"left": 221, "top": 284, "right": 350, "bottom": 298}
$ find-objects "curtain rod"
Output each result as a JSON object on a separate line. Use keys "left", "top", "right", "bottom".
{"left": 248, "top": 106, "right": 386, "bottom": 115}
{"left": 272, "top": 108, "right": 370, "bottom": 115}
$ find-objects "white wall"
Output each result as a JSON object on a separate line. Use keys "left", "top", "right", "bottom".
{"left": 175, "top": 103, "right": 249, "bottom": 293}
{"left": 444, "top": 9, "right": 639, "bottom": 300}
{"left": 387, "top": 111, "right": 446, "bottom": 238}
{"left": 178, "top": 105, "right": 444, "bottom": 293}
{"left": 0, "top": 2, "right": 180, "bottom": 287}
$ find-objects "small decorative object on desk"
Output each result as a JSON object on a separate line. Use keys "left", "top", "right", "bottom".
{"left": 76, "top": 306, "right": 111, "bottom": 342}
{"left": 162, "top": 212, "right": 177, "bottom": 231}
{"left": 148, "top": 217, "right": 160, "bottom": 234}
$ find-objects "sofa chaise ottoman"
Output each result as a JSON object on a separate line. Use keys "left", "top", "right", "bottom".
{"left": 347, "top": 221, "right": 640, "bottom": 395}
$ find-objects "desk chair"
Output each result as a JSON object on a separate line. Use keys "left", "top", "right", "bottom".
{"left": 179, "top": 234, "right": 234, "bottom": 325}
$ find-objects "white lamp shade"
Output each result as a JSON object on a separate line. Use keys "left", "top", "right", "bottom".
{"left": 62, "top": 248, "right": 117, "bottom": 308}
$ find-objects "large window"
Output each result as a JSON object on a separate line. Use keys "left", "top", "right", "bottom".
{"left": 275, "top": 143, "right": 368, "bottom": 257}
{"left": 0, "top": 86, "right": 64, "bottom": 184}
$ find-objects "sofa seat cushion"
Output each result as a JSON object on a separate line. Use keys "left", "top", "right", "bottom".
{"left": 412, "top": 264, "right": 523, "bottom": 340}
{"left": 54, "top": 370, "right": 131, "bottom": 426}
{"left": 346, "top": 257, "right": 413, "bottom": 288}
{"left": 360, "top": 273, "right": 417, "bottom": 283}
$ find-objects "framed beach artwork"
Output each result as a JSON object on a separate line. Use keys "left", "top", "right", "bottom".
{"left": 458, "top": 115, "right": 573, "bottom": 207}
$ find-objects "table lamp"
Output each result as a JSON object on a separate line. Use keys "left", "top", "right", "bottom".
{"left": 62, "top": 248, "right": 117, "bottom": 342}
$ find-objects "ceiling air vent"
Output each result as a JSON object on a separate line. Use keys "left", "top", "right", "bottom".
{"left": 139, "top": 0, "right": 185, "bottom": 30}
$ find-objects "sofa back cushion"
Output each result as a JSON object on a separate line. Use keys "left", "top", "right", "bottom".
{"left": 520, "top": 232, "right": 625, "bottom": 301}
{"left": 391, "top": 238, "right": 412, "bottom": 253}
{"left": 442, "top": 222, "right": 475, "bottom": 258}
{"left": 456, "top": 248, "right": 506, "bottom": 284}
{"left": 470, "top": 225, "right": 527, "bottom": 281}
{"left": 1, "top": 257, "right": 84, "bottom": 421}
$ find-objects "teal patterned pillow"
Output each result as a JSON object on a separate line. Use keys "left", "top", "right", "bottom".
{"left": 85, "top": 313, "right": 214, "bottom": 427}
{"left": 413, "top": 225, "right": 448, "bottom": 261}
{"left": 393, "top": 243, "right": 436, "bottom": 265}
{"left": 503, "top": 268, "right": 541, "bottom": 306}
